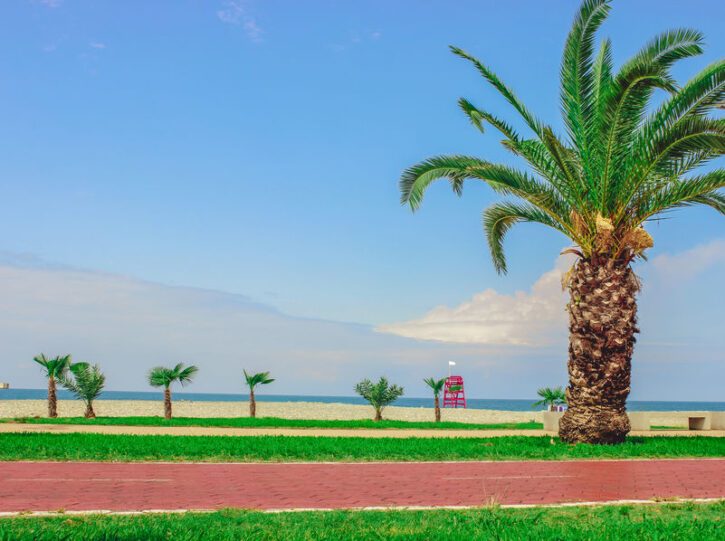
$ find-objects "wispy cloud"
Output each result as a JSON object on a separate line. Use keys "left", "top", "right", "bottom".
{"left": 650, "top": 239, "right": 725, "bottom": 283}
{"left": 0, "top": 247, "right": 722, "bottom": 400}
{"left": 217, "top": 0, "right": 264, "bottom": 43}
{"left": 37, "top": 0, "right": 62, "bottom": 7}
{"left": 379, "top": 239, "right": 725, "bottom": 347}
{"left": 331, "top": 30, "right": 383, "bottom": 52}
{"left": 0, "top": 255, "right": 533, "bottom": 396}
{"left": 89, "top": 42, "right": 106, "bottom": 50}
{"left": 377, "top": 257, "right": 572, "bottom": 346}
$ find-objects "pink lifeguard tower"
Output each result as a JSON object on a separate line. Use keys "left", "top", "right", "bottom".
{"left": 443, "top": 375, "right": 467, "bottom": 408}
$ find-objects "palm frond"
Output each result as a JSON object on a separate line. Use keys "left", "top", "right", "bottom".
{"left": 559, "top": 0, "right": 611, "bottom": 180}
{"left": 450, "top": 46, "right": 543, "bottom": 136}
{"left": 244, "top": 370, "right": 275, "bottom": 390}
{"left": 483, "top": 202, "right": 569, "bottom": 274}
{"left": 634, "top": 170, "right": 725, "bottom": 222}
{"left": 424, "top": 377, "right": 446, "bottom": 395}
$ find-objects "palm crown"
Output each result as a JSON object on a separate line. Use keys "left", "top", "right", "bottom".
{"left": 33, "top": 354, "right": 72, "bottom": 378}
{"left": 355, "top": 377, "right": 404, "bottom": 408}
{"left": 424, "top": 377, "right": 446, "bottom": 396}
{"left": 61, "top": 363, "right": 105, "bottom": 404}
{"left": 533, "top": 386, "right": 567, "bottom": 409}
{"left": 243, "top": 370, "right": 275, "bottom": 390}
{"left": 148, "top": 363, "right": 199, "bottom": 389}
{"left": 401, "top": 0, "right": 723, "bottom": 273}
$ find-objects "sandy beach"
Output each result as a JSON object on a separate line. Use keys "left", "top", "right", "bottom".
{"left": 0, "top": 399, "right": 543, "bottom": 424}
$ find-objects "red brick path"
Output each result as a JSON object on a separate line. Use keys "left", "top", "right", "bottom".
{"left": 2, "top": 459, "right": 723, "bottom": 512}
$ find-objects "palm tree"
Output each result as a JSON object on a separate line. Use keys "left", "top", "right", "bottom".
{"left": 354, "top": 377, "right": 404, "bottom": 421}
{"left": 33, "top": 354, "right": 72, "bottom": 418}
{"left": 533, "top": 386, "right": 567, "bottom": 412}
{"left": 60, "top": 363, "right": 105, "bottom": 418}
{"left": 243, "top": 370, "right": 275, "bottom": 418}
{"left": 400, "top": 0, "right": 724, "bottom": 444}
{"left": 424, "top": 377, "right": 447, "bottom": 422}
{"left": 148, "top": 363, "right": 198, "bottom": 420}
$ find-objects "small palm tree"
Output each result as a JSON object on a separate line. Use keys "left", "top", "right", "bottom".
{"left": 148, "top": 363, "right": 198, "bottom": 419}
{"left": 33, "top": 354, "right": 72, "bottom": 418}
{"left": 400, "top": 0, "right": 724, "bottom": 443}
{"left": 533, "top": 387, "right": 567, "bottom": 412}
{"left": 354, "top": 377, "right": 404, "bottom": 421}
{"left": 243, "top": 370, "right": 275, "bottom": 418}
{"left": 60, "top": 363, "right": 105, "bottom": 418}
{"left": 424, "top": 377, "right": 447, "bottom": 422}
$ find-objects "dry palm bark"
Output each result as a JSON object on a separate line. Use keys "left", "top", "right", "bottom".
{"left": 164, "top": 388, "right": 173, "bottom": 420}
{"left": 559, "top": 259, "right": 639, "bottom": 443}
{"left": 48, "top": 377, "right": 58, "bottom": 418}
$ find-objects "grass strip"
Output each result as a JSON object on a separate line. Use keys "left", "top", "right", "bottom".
{"left": 0, "top": 433, "right": 722, "bottom": 462}
{"left": 3, "top": 416, "right": 542, "bottom": 431}
{"left": 0, "top": 502, "right": 722, "bottom": 540}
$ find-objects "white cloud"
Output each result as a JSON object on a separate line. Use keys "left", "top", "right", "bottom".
{"left": 90, "top": 42, "right": 106, "bottom": 50}
{"left": 37, "top": 0, "right": 62, "bottom": 7}
{"left": 217, "top": 0, "right": 264, "bottom": 43}
{"left": 2, "top": 257, "right": 553, "bottom": 396}
{"left": 217, "top": 0, "right": 244, "bottom": 24}
{"left": 0, "top": 246, "right": 722, "bottom": 400}
{"left": 242, "top": 19, "right": 264, "bottom": 43}
{"left": 650, "top": 239, "right": 725, "bottom": 283}
{"left": 377, "top": 257, "right": 572, "bottom": 346}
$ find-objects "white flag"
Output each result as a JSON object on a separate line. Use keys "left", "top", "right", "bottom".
{"left": 448, "top": 361, "right": 456, "bottom": 366}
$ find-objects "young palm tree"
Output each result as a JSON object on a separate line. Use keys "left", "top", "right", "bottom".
{"left": 533, "top": 386, "right": 567, "bottom": 412}
{"left": 60, "top": 363, "right": 105, "bottom": 418}
{"left": 354, "top": 377, "right": 404, "bottom": 421}
{"left": 33, "top": 354, "right": 72, "bottom": 418}
{"left": 148, "top": 363, "right": 198, "bottom": 420}
{"left": 400, "top": 0, "right": 723, "bottom": 443}
{"left": 243, "top": 370, "right": 275, "bottom": 418}
{"left": 424, "top": 377, "right": 447, "bottom": 422}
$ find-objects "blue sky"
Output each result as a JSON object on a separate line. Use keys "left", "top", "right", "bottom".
{"left": 0, "top": 0, "right": 723, "bottom": 400}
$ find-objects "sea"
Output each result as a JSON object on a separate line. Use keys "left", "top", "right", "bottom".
{"left": 1, "top": 389, "right": 724, "bottom": 412}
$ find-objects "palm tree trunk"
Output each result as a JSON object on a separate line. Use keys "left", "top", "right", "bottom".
{"left": 374, "top": 407, "right": 382, "bottom": 421}
{"left": 249, "top": 390, "right": 256, "bottom": 418}
{"left": 559, "top": 259, "right": 638, "bottom": 444}
{"left": 164, "top": 387, "right": 172, "bottom": 420}
{"left": 84, "top": 402, "right": 96, "bottom": 419}
{"left": 434, "top": 395, "right": 441, "bottom": 422}
{"left": 48, "top": 377, "right": 57, "bottom": 418}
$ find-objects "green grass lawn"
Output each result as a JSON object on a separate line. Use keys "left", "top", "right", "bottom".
{"left": 0, "top": 433, "right": 722, "bottom": 462}
{"left": 0, "top": 502, "right": 722, "bottom": 541}
{"left": 2, "top": 416, "right": 542, "bottom": 431}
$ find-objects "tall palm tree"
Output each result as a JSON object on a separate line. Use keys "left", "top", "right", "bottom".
{"left": 354, "top": 377, "right": 404, "bottom": 421}
{"left": 33, "top": 354, "right": 72, "bottom": 418}
{"left": 533, "top": 386, "right": 567, "bottom": 412}
{"left": 400, "top": 0, "right": 723, "bottom": 443}
{"left": 60, "top": 363, "right": 106, "bottom": 418}
{"left": 243, "top": 370, "right": 275, "bottom": 418}
{"left": 424, "top": 377, "right": 447, "bottom": 422}
{"left": 148, "top": 363, "right": 199, "bottom": 420}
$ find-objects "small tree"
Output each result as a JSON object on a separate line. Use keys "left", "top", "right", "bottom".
{"left": 60, "top": 363, "right": 105, "bottom": 418}
{"left": 355, "top": 377, "right": 404, "bottom": 421}
{"left": 148, "top": 363, "right": 199, "bottom": 419}
{"left": 533, "top": 386, "right": 567, "bottom": 412}
{"left": 243, "top": 370, "right": 275, "bottom": 418}
{"left": 33, "top": 354, "right": 72, "bottom": 418}
{"left": 424, "top": 377, "right": 447, "bottom": 422}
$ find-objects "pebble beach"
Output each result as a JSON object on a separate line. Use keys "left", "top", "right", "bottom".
{"left": 0, "top": 399, "right": 543, "bottom": 424}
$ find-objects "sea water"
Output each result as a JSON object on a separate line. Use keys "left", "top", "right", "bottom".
{"left": 1, "top": 389, "right": 723, "bottom": 412}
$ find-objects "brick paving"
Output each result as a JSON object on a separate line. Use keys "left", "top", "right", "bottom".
{"left": 1, "top": 459, "right": 723, "bottom": 512}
